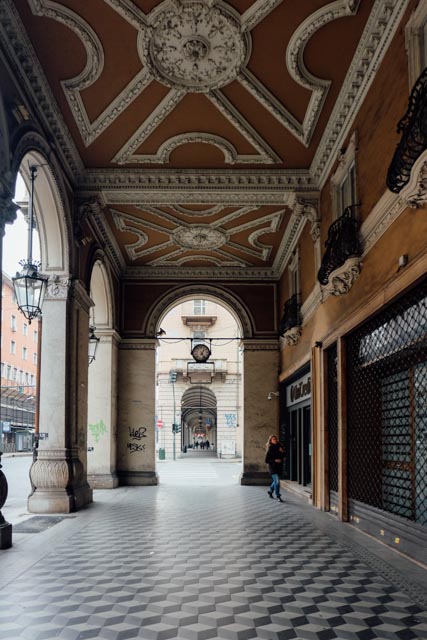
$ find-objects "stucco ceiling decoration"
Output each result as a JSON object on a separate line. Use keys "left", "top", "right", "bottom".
{"left": 110, "top": 204, "right": 285, "bottom": 266}
{"left": 27, "top": 0, "right": 360, "bottom": 165}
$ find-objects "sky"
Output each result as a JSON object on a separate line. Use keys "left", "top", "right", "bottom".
{"left": 3, "top": 174, "right": 40, "bottom": 278}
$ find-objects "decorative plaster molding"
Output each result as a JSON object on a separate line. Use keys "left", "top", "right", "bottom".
{"left": 173, "top": 225, "right": 227, "bottom": 250}
{"left": 139, "top": 2, "right": 247, "bottom": 93}
{"left": 241, "top": 0, "right": 285, "bottom": 32}
{"left": 285, "top": 0, "right": 360, "bottom": 146}
{"left": 297, "top": 198, "right": 321, "bottom": 242}
{"left": 398, "top": 151, "right": 427, "bottom": 209}
{"left": 77, "top": 169, "right": 314, "bottom": 197}
{"left": 241, "top": 339, "right": 280, "bottom": 351}
{"left": 124, "top": 265, "right": 276, "bottom": 280}
{"left": 312, "top": 0, "right": 411, "bottom": 187}
{"left": 0, "top": 193, "right": 19, "bottom": 232}
{"left": 119, "top": 340, "right": 157, "bottom": 350}
{"left": 0, "top": 1, "right": 83, "bottom": 178}
{"left": 45, "top": 275, "right": 72, "bottom": 300}
{"left": 281, "top": 326, "right": 302, "bottom": 347}
{"left": 320, "top": 256, "right": 362, "bottom": 297}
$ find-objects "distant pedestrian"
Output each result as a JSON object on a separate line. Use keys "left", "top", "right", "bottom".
{"left": 265, "top": 435, "right": 285, "bottom": 502}
{"left": 205, "top": 440, "right": 210, "bottom": 450}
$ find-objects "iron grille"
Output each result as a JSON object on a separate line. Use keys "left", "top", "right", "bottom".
{"left": 327, "top": 344, "right": 339, "bottom": 495}
{"left": 347, "top": 280, "right": 427, "bottom": 526}
{"left": 317, "top": 205, "right": 361, "bottom": 286}
{"left": 386, "top": 67, "right": 427, "bottom": 194}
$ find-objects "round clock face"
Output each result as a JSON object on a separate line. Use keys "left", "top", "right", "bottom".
{"left": 191, "top": 343, "right": 211, "bottom": 362}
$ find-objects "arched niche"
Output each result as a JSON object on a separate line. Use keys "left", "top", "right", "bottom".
{"left": 145, "top": 284, "right": 254, "bottom": 339}
{"left": 89, "top": 258, "right": 114, "bottom": 329}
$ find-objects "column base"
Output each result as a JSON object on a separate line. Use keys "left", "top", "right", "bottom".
{"left": 88, "top": 473, "right": 119, "bottom": 489}
{"left": 240, "top": 471, "right": 271, "bottom": 485}
{"left": 28, "top": 483, "right": 93, "bottom": 514}
{"left": 117, "top": 470, "right": 158, "bottom": 486}
{"left": 0, "top": 516, "right": 12, "bottom": 549}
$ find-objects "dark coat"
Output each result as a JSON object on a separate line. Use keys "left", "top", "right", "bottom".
{"left": 265, "top": 442, "right": 285, "bottom": 475}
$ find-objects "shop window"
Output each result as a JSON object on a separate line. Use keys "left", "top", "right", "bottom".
{"left": 330, "top": 131, "right": 358, "bottom": 220}
{"left": 406, "top": 3, "right": 427, "bottom": 87}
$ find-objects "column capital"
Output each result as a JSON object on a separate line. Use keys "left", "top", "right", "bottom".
{"left": 241, "top": 338, "right": 280, "bottom": 351}
{"left": 120, "top": 338, "right": 157, "bottom": 351}
{"left": 0, "top": 191, "right": 19, "bottom": 235}
{"left": 45, "top": 274, "right": 72, "bottom": 300}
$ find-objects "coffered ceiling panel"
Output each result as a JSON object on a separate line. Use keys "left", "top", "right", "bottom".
{"left": 2, "top": 0, "right": 405, "bottom": 278}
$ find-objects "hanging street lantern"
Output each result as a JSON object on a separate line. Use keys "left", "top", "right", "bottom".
{"left": 12, "top": 166, "right": 47, "bottom": 324}
{"left": 88, "top": 325, "right": 100, "bottom": 364}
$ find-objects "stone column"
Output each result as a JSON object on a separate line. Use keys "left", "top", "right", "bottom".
{"left": 117, "top": 339, "right": 158, "bottom": 485}
{"left": 28, "top": 278, "right": 93, "bottom": 513}
{"left": 87, "top": 330, "right": 120, "bottom": 488}
{"left": 240, "top": 339, "right": 280, "bottom": 485}
{"left": 0, "top": 195, "right": 18, "bottom": 547}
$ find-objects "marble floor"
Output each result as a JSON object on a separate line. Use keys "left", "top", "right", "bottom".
{"left": 0, "top": 460, "right": 426, "bottom": 640}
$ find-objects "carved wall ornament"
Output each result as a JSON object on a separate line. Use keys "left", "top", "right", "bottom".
{"left": 296, "top": 198, "right": 321, "bottom": 242}
{"left": 281, "top": 326, "right": 302, "bottom": 347}
{"left": 321, "top": 256, "right": 362, "bottom": 297}
{"left": 139, "top": 2, "right": 247, "bottom": 93}
{"left": 0, "top": 192, "right": 19, "bottom": 233}
{"left": 45, "top": 275, "right": 72, "bottom": 300}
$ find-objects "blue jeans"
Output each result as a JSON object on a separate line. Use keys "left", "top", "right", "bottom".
{"left": 270, "top": 474, "right": 280, "bottom": 497}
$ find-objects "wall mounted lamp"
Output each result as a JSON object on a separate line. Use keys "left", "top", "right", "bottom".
{"left": 88, "top": 325, "right": 100, "bottom": 364}
{"left": 267, "top": 391, "right": 280, "bottom": 400}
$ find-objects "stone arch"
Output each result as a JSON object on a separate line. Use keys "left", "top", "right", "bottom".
{"left": 145, "top": 284, "right": 254, "bottom": 338}
{"left": 12, "top": 142, "right": 70, "bottom": 276}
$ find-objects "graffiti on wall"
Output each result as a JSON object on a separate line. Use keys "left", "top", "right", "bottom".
{"left": 88, "top": 419, "right": 108, "bottom": 442}
{"left": 127, "top": 426, "right": 147, "bottom": 453}
{"left": 224, "top": 413, "right": 237, "bottom": 428}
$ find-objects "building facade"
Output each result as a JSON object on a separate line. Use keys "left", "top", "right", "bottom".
{"left": 0, "top": 0, "right": 425, "bottom": 562}
{"left": 1, "top": 273, "right": 39, "bottom": 452}
{"left": 156, "top": 298, "right": 243, "bottom": 459}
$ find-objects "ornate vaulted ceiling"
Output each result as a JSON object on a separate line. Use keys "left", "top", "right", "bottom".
{"left": 1, "top": 0, "right": 404, "bottom": 278}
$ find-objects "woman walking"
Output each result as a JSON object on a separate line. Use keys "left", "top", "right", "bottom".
{"left": 265, "top": 435, "right": 285, "bottom": 502}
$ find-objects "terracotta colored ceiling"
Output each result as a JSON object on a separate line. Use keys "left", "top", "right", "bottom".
{"left": 8, "top": 0, "right": 377, "bottom": 276}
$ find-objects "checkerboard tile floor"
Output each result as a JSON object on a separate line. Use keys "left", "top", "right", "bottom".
{"left": 0, "top": 479, "right": 426, "bottom": 639}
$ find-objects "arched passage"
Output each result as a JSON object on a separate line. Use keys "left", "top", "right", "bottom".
{"left": 181, "top": 385, "right": 217, "bottom": 448}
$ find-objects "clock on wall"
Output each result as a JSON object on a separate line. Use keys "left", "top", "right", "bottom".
{"left": 191, "top": 343, "right": 211, "bottom": 363}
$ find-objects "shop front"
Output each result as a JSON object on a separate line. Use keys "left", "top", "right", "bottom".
{"left": 281, "top": 367, "right": 312, "bottom": 494}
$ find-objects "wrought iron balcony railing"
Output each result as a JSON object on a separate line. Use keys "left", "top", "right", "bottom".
{"left": 386, "top": 67, "right": 427, "bottom": 194}
{"left": 317, "top": 205, "right": 362, "bottom": 287}
{"left": 279, "top": 294, "right": 301, "bottom": 336}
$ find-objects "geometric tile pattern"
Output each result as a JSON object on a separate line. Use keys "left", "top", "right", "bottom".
{"left": 1, "top": 477, "right": 426, "bottom": 640}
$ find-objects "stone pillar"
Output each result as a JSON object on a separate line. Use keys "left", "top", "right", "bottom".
{"left": 87, "top": 331, "right": 120, "bottom": 488}
{"left": 0, "top": 195, "right": 19, "bottom": 547}
{"left": 28, "top": 278, "right": 93, "bottom": 513}
{"left": 240, "top": 339, "right": 280, "bottom": 485}
{"left": 117, "top": 339, "right": 158, "bottom": 485}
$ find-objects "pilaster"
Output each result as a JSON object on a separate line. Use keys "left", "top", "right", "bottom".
{"left": 117, "top": 339, "right": 158, "bottom": 485}
{"left": 240, "top": 338, "right": 280, "bottom": 485}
